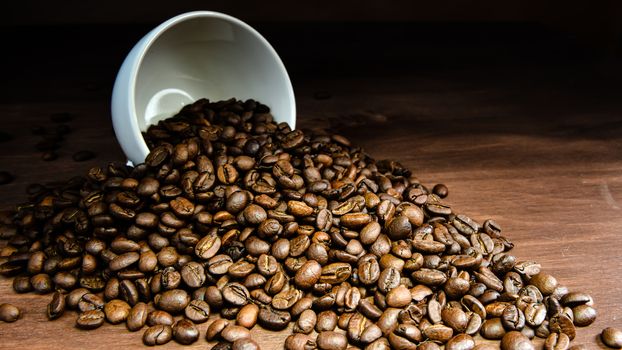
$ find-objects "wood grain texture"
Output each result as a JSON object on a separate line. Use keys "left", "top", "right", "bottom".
{"left": 1, "top": 50, "right": 621, "bottom": 349}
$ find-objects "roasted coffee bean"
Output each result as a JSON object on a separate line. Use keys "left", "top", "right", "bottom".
{"left": 47, "top": 291, "right": 66, "bottom": 320}
{"left": 236, "top": 303, "right": 259, "bottom": 328}
{"left": 206, "top": 319, "right": 230, "bottom": 341}
{"left": 572, "top": 304, "right": 596, "bottom": 326}
{"left": 127, "top": 302, "right": 149, "bottom": 331}
{"left": 143, "top": 324, "right": 173, "bottom": 346}
{"left": 104, "top": 299, "right": 131, "bottom": 324}
{"left": 316, "top": 310, "right": 338, "bottom": 332}
{"left": 258, "top": 306, "right": 291, "bottom": 330}
{"left": 0, "top": 303, "right": 20, "bottom": 322}
{"left": 317, "top": 331, "right": 347, "bottom": 350}
{"left": 155, "top": 289, "right": 190, "bottom": 314}
{"left": 221, "top": 325, "right": 251, "bottom": 342}
{"left": 76, "top": 310, "right": 105, "bottom": 330}
{"left": 432, "top": 184, "right": 448, "bottom": 198}
{"left": 31, "top": 273, "right": 53, "bottom": 293}
{"left": 184, "top": 299, "right": 210, "bottom": 323}
{"left": 147, "top": 310, "right": 174, "bottom": 326}
{"left": 294, "top": 309, "right": 317, "bottom": 334}
{"left": 12, "top": 276, "right": 32, "bottom": 293}
{"left": 549, "top": 314, "right": 576, "bottom": 340}
{"left": 232, "top": 338, "right": 260, "bottom": 350}
{"left": 544, "top": 332, "right": 570, "bottom": 350}
{"left": 602, "top": 327, "right": 622, "bottom": 348}
{"left": 294, "top": 260, "right": 321, "bottom": 289}
{"left": 223, "top": 283, "right": 250, "bottom": 306}
{"left": 481, "top": 318, "right": 506, "bottom": 340}
{"left": 445, "top": 334, "right": 475, "bottom": 350}
{"left": 500, "top": 331, "right": 534, "bottom": 350}
{"left": 173, "top": 319, "right": 199, "bottom": 345}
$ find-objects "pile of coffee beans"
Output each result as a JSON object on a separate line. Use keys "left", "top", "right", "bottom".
{"left": 0, "top": 98, "right": 605, "bottom": 349}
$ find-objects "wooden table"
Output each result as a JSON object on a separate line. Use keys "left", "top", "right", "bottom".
{"left": 0, "top": 23, "right": 621, "bottom": 349}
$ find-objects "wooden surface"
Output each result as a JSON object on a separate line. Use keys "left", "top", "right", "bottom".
{"left": 1, "top": 24, "right": 622, "bottom": 349}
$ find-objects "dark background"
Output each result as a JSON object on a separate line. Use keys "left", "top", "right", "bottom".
{"left": 2, "top": 1, "right": 622, "bottom": 103}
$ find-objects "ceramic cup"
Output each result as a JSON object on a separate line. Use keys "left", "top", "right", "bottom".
{"left": 111, "top": 11, "right": 296, "bottom": 165}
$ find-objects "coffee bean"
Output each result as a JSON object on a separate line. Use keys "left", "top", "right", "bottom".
{"left": 221, "top": 325, "right": 251, "bottom": 342}
{"left": 544, "top": 332, "right": 570, "bottom": 350}
{"left": 601, "top": 327, "right": 622, "bottom": 348}
{"left": 316, "top": 310, "right": 338, "bottom": 332}
{"left": 232, "top": 338, "right": 260, "bottom": 350}
{"left": 317, "top": 331, "right": 347, "bottom": 350}
{"left": 445, "top": 334, "right": 475, "bottom": 350}
{"left": 184, "top": 299, "right": 210, "bottom": 323}
{"left": 223, "top": 283, "right": 250, "bottom": 306}
{"left": 104, "top": 299, "right": 131, "bottom": 324}
{"left": 0, "top": 303, "right": 20, "bottom": 322}
{"left": 72, "top": 150, "right": 96, "bottom": 162}
{"left": 143, "top": 324, "right": 173, "bottom": 346}
{"left": 572, "top": 304, "right": 597, "bottom": 326}
{"left": 258, "top": 306, "right": 291, "bottom": 330}
{"left": 501, "top": 331, "right": 534, "bottom": 350}
{"left": 385, "top": 285, "right": 411, "bottom": 308}
{"left": 432, "top": 184, "right": 448, "bottom": 198}
{"left": 294, "top": 260, "right": 321, "bottom": 289}
{"left": 76, "top": 310, "right": 105, "bottom": 330}
{"left": 173, "top": 319, "right": 199, "bottom": 345}
{"left": 155, "top": 289, "right": 190, "bottom": 314}
{"left": 127, "top": 302, "right": 149, "bottom": 331}
{"left": 47, "top": 291, "right": 66, "bottom": 320}
{"left": 236, "top": 303, "right": 259, "bottom": 328}
{"left": 285, "top": 333, "right": 316, "bottom": 350}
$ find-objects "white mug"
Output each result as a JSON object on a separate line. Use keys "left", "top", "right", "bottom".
{"left": 111, "top": 11, "right": 296, "bottom": 165}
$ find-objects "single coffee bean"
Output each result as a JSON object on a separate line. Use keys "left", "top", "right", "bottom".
{"left": 232, "top": 338, "right": 260, "bottom": 350}
{"left": 316, "top": 331, "right": 347, "bottom": 350}
{"left": 42, "top": 151, "right": 58, "bottom": 161}
{"left": 181, "top": 261, "right": 206, "bottom": 288}
{"left": 316, "top": 310, "right": 338, "bottom": 332}
{"left": 221, "top": 325, "right": 251, "bottom": 342}
{"left": 206, "top": 319, "right": 230, "bottom": 341}
{"left": 285, "top": 333, "right": 316, "bottom": 350}
{"left": 184, "top": 299, "right": 210, "bottom": 323}
{"left": 147, "top": 310, "right": 174, "bottom": 326}
{"left": 0, "top": 303, "right": 20, "bottom": 322}
{"left": 258, "top": 306, "right": 291, "bottom": 330}
{"left": 127, "top": 302, "right": 149, "bottom": 331}
{"left": 544, "top": 332, "right": 570, "bottom": 350}
{"left": 173, "top": 319, "right": 199, "bottom": 345}
{"left": 445, "top": 333, "right": 475, "bottom": 350}
{"left": 47, "top": 291, "right": 66, "bottom": 320}
{"left": 143, "top": 324, "right": 173, "bottom": 346}
{"left": 385, "top": 285, "right": 411, "bottom": 308}
{"left": 104, "top": 299, "right": 131, "bottom": 324}
{"left": 294, "top": 260, "right": 321, "bottom": 289}
{"left": 236, "top": 303, "right": 259, "bottom": 328}
{"left": 572, "top": 304, "right": 597, "bottom": 327}
{"left": 76, "top": 310, "right": 105, "bottom": 330}
{"left": 601, "top": 327, "right": 622, "bottom": 348}
{"left": 432, "top": 184, "right": 448, "bottom": 198}
{"left": 501, "top": 331, "right": 534, "bottom": 350}
{"left": 294, "top": 309, "right": 317, "bottom": 334}
{"left": 155, "top": 289, "right": 190, "bottom": 314}
{"left": 223, "top": 283, "right": 250, "bottom": 306}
